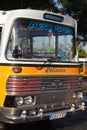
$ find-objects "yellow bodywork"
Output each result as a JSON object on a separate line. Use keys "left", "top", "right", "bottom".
{"left": 0, "top": 65, "right": 80, "bottom": 106}
{"left": 81, "top": 66, "right": 87, "bottom": 77}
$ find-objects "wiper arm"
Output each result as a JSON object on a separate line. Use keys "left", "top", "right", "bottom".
{"left": 47, "top": 56, "right": 60, "bottom": 62}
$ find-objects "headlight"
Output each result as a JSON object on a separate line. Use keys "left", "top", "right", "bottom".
{"left": 15, "top": 97, "right": 23, "bottom": 106}
{"left": 24, "top": 96, "right": 33, "bottom": 105}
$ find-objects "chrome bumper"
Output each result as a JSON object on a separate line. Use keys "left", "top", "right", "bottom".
{"left": 5, "top": 102, "right": 85, "bottom": 122}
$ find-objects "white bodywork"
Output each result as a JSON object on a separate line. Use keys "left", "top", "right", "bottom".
{"left": 0, "top": 9, "right": 77, "bottom": 65}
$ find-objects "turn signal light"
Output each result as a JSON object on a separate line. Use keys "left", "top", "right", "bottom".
{"left": 12, "top": 66, "right": 22, "bottom": 73}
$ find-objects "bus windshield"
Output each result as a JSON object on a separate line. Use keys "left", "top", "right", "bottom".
{"left": 6, "top": 19, "right": 75, "bottom": 61}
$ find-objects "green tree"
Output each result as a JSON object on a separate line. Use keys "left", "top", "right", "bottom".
{"left": 67, "top": 0, "right": 87, "bottom": 37}
{"left": 78, "top": 46, "right": 87, "bottom": 58}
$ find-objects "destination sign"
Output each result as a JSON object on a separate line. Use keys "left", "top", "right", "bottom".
{"left": 43, "top": 13, "right": 64, "bottom": 22}
{"left": 28, "top": 21, "right": 73, "bottom": 35}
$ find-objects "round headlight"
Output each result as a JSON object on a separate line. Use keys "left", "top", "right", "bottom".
{"left": 15, "top": 97, "right": 23, "bottom": 106}
{"left": 24, "top": 96, "right": 33, "bottom": 105}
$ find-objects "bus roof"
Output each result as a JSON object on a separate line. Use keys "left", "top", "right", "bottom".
{"left": 0, "top": 9, "right": 76, "bottom": 27}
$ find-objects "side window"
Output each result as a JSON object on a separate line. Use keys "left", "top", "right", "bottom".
{"left": 0, "top": 27, "right": 2, "bottom": 56}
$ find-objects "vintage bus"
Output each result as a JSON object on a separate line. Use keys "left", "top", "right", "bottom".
{"left": 79, "top": 58, "right": 87, "bottom": 92}
{"left": 0, "top": 9, "right": 85, "bottom": 128}
{"left": 79, "top": 58, "right": 87, "bottom": 77}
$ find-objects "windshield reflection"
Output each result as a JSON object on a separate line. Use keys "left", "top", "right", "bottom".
{"left": 6, "top": 19, "right": 75, "bottom": 62}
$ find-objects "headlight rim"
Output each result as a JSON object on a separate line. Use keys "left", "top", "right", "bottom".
{"left": 24, "top": 95, "right": 33, "bottom": 105}
{"left": 15, "top": 96, "right": 24, "bottom": 106}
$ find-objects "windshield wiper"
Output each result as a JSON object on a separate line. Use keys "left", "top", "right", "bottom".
{"left": 47, "top": 56, "right": 60, "bottom": 62}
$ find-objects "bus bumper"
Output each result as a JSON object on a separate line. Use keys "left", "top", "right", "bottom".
{"left": 0, "top": 102, "right": 85, "bottom": 124}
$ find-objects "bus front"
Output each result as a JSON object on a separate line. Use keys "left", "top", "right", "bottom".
{"left": 0, "top": 10, "right": 85, "bottom": 126}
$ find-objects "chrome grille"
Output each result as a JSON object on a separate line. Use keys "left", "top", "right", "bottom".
{"left": 41, "top": 76, "right": 82, "bottom": 90}
{"left": 6, "top": 75, "right": 82, "bottom": 92}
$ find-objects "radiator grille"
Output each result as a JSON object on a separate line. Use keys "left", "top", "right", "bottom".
{"left": 6, "top": 75, "right": 82, "bottom": 92}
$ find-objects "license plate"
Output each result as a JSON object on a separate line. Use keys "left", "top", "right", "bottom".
{"left": 49, "top": 112, "right": 66, "bottom": 120}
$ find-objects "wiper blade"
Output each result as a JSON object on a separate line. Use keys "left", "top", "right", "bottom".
{"left": 47, "top": 57, "right": 60, "bottom": 62}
